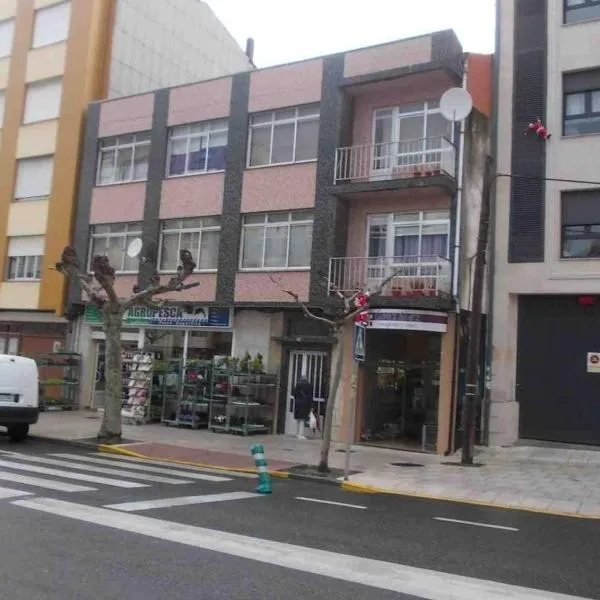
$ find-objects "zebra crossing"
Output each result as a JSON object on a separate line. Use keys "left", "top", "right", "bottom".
{"left": 0, "top": 449, "right": 246, "bottom": 501}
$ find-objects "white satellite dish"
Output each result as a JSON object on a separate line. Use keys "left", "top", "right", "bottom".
{"left": 126, "top": 238, "right": 143, "bottom": 258}
{"left": 440, "top": 87, "right": 473, "bottom": 122}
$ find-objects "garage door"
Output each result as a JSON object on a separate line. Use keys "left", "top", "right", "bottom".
{"left": 517, "top": 295, "right": 600, "bottom": 445}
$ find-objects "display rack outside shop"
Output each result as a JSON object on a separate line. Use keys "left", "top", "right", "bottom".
{"left": 35, "top": 352, "right": 81, "bottom": 411}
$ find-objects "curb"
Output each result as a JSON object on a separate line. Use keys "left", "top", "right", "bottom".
{"left": 29, "top": 435, "right": 99, "bottom": 451}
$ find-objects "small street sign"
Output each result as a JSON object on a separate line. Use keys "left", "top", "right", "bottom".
{"left": 353, "top": 323, "right": 366, "bottom": 362}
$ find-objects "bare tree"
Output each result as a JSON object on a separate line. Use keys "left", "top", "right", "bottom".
{"left": 56, "top": 247, "right": 199, "bottom": 444}
{"left": 270, "top": 271, "right": 399, "bottom": 473}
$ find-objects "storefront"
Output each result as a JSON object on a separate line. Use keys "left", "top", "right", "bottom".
{"left": 352, "top": 308, "right": 456, "bottom": 453}
{"left": 78, "top": 304, "right": 233, "bottom": 410}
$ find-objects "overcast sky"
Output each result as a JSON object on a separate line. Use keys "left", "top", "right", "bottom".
{"left": 206, "top": 0, "right": 496, "bottom": 68}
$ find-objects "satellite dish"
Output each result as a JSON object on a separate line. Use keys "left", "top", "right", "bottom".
{"left": 126, "top": 238, "right": 143, "bottom": 258}
{"left": 440, "top": 87, "right": 473, "bottom": 122}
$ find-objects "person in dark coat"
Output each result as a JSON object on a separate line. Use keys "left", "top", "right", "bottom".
{"left": 292, "top": 376, "right": 314, "bottom": 439}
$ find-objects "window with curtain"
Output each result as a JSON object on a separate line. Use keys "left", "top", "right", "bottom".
{"left": 240, "top": 211, "right": 313, "bottom": 269}
{"left": 14, "top": 156, "right": 54, "bottom": 201}
{"left": 96, "top": 133, "right": 151, "bottom": 185}
{"left": 167, "top": 119, "right": 228, "bottom": 176}
{"left": 6, "top": 236, "right": 44, "bottom": 281}
{"left": 561, "top": 189, "right": 600, "bottom": 258}
{"left": 563, "top": 70, "right": 600, "bottom": 135}
{"left": 159, "top": 217, "right": 221, "bottom": 271}
{"left": 88, "top": 222, "right": 143, "bottom": 273}
{"left": 564, "top": 0, "right": 600, "bottom": 24}
{"left": 248, "top": 105, "right": 320, "bottom": 167}
{"left": 32, "top": 1, "right": 71, "bottom": 48}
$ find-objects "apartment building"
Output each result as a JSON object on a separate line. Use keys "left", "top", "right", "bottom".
{"left": 491, "top": 0, "right": 600, "bottom": 447}
{"left": 70, "top": 30, "right": 492, "bottom": 453}
{"left": 0, "top": 0, "right": 251, "bottom": 358}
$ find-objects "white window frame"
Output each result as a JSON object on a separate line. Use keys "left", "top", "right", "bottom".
{"left": 96, "top": 132, "right": 151, "bottom": 186}
{"left": 0, "top": 19, "right": 15, "bottom": 59}
{"left": 239, "top": 211, "right": 314, "bottom": 271}
{"left": 32, "top": 1, "right": 71, "bottom": 49}
{"left": 6, "top": 235, "right": 45, "bottom": 281}
{"left": 247, "top": 104, "right": 320, "bottom": 168}
{"left": 158, "top": 217, "right": 221, "bottom": 273}
{"left": 88, "top": 222, "right": 143, "bottom": 274}
{"left": 6, "top": 255, "right": 43, "bottom": 281}
{"left": 23, "top": 77, "right": 63, "bottom": 124}
{"left": 166, "top": 119, "right": 228, "bottom": 177}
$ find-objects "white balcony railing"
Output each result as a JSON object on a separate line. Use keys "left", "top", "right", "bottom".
{"left": 334, "top": 136, "right": 456, "bottom": 185}
{"left": 328, "top": 255, "right": 452, "bottom": 298}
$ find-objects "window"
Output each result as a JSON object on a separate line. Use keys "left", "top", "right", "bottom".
{"left": 96, "top": 133, "right": 151, "bottom": 185}
{"left": 563, "top": 70, "right": 600, "bottom": 135}
{"left": 14, "top": 156, "right": 54, "bottom": 201}
{"left": 565, "top": 0, "right": 600, "bottom": 24}
{"left": 0, "top": 90, "right": 5, "bottom": 127}
{"left": 0, "top": 19, "right": 14, "bottom": 58}
{"left": 159, "top": 217, "right": 221, "bottom": 271}
{"left": 167, "top": 119, "right": 228, "bottom": 176}
{"left": 88, "top": 222, "right": 143, "bottom": 273}
{"left": 367, "top": 211, "right": 450, "bottom": 259}
{"left": 561, "top": 190, "right": 600, "bottom": 258}
{"left": 248, "top": 105, "right": 320, "bottom": 167}
{"left": 6, "top": 236, "right": 44, "bottom": 281}
{"left": 32, "top": 1, "right": 71, "bottom": 48}
{"left": 240, "top": 211, "right": 313, "bottom": 269}
{"left": 23, "top": 78, "right": 63, "bottom": 124}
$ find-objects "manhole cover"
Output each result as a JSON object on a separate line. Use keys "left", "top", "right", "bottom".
{"left": 390, "top": 462, "right": 424, "bottom": 467}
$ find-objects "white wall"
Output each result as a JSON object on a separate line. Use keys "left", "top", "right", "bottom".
{"left": 231, "top": 310, "right": 273, "bottom": 371}
{"left": 108, "top": 0, "right": 252, "bottom": 98}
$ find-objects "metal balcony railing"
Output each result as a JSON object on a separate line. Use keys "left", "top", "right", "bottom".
{"left": 334, "top": 136, "right": 456, "bottom": 184}
{"left": 328, "top": 255, "right": 452, "bottom": 298}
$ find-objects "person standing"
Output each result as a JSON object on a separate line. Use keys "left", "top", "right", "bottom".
{"left": 292, "top": 376, "right": 314, "bottom": 440}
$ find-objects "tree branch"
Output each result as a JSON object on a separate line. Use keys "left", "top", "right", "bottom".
{"left": 55, "top": 247, "right": 107, "bottom": 307}
{"left": 122, "top": 250, "right": 198, "bottom": 311}
{"left": 90, "top": 255, "right": 119, "bottom": 304}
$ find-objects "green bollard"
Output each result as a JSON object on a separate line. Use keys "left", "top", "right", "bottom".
{"left": 250, "top": 443, "right": 272, "bottom": 494}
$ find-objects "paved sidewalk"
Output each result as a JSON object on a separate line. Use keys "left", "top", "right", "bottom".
{"left": 30, "top": 411, "right": 600, "bottom": 519}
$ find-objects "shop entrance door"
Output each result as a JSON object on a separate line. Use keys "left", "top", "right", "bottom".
{"left": 285, "top": 351, "right": 327, "bottom": 435}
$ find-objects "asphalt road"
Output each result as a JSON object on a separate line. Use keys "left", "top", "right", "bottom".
{"left": 0, "top": 437, "right": 597, "bottom": 600}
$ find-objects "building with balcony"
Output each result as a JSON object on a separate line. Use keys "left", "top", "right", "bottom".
{"left": 0, "top": 0, "right": 252, "bottom": 359}
{"left": 490, "top": 0, "right": 600, "bottom": 448}
{"left": 69, "top": 30, "right": 491, "bottom": 453}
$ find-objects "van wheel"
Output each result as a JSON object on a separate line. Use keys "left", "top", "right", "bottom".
{"left": 8, "top": 424, "right": 29, "bottom": 442}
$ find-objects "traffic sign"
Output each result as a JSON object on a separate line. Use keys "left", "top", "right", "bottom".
{"left": 353, "top": 323, "right": 366, "bottom": 362}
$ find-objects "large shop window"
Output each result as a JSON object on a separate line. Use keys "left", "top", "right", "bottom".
{"left": 96, "top": 132, "right": 151, "bottom": 185}
{"left": 561, "top": 189, "right": 600, "bottom": 258}
{"left": 368, "top": 211, "right": 450, "bottom": 260}
{"left": 241, "top": 210, "right": 313, "bottom": 270}
{"left": 159, "top": 217, "right": 221, "bottom": 272}
{"left": 89, "top": 222, "right": 143, "bottom": 273}
{"left": 0, "top": 19, "right": 14, "bottom": 58}
{"left": 563, "top": 70, "right": 600, "bottom": 135}
{"left": 565, "top": 0, "right": 600, "bottom": 24}
{"left": 6, "top": 236, "right": 44, "bottom": 281}
{"left": 248, "top": 104, "right": 320, "bottom": 167}
{"left": 167, "top": 119, "right": 228, "bottom": 176}
{"left": 32, "top": 1, "right": 71, "bottom": 49}
{"left": 23, "top": 78, "right": 63, "bottom": 124}
{"left": 14, "top": 156, "right": 54, "bottom": 201}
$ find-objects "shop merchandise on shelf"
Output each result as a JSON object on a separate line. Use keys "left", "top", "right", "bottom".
{"left": 121, "top": 351, "right": 154, "bottom": 424}
{"left": 34, "top": 352, "right": 81, "bottom": 412}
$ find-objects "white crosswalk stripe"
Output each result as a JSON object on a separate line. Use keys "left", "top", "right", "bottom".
{"left": 49, "top": 453, "right": 233, "bottom": 482}
{"left": 0, "top": 452, "right": 194, "bottom": 485}
{"left": 0, "top": 470, "right": 96, "bottom": 493}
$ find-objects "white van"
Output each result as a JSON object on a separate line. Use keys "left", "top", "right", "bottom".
{"left": 0, "top": 354, "right": 39, "bottom": 441}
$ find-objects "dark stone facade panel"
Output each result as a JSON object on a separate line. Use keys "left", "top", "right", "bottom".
{"left": 216, "top": 71, "right": 250, "bottom": 304}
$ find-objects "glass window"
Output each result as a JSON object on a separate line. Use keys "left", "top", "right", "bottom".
{"left": 240, "top": 211, "right": 314, "bottom": 269}
{"left": 32, "top": 1, "right": 71, "bottom": 48}
{"left": 166, "top": 119, "right": 228, "bottom": 177}
{"left": 96, "top": 133, "right": 151, "bottom": 185}
{"left": 248, "top": 105, "right": 320, "bottom": 167}
{"left": 14, "top": 156, "right": 54, "bottom": 200}
{"left": 23, "top": 78, "right": 63, "bottom": 124}
{"left": 88, "top": 222, "right": 143, "bottom": 273}
{"left": 0, "top": 19, "right": 14, "bottom": 58}
{"left": 565, "top": 0, "right": 600, "bottom": 24}
{"left": 158, "top": 217, "right": 221, "bottom": 272}
{"left": 562, "top": 224, "right": 600, "bottom": 258}
{"left": 6, "top": 236, "right": 44, "bottom": 281}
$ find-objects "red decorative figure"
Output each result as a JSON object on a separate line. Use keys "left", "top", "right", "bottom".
{"left": 355, "top": 310, "right": 369, "bottom": 324}
{"left": 524, "top": 117, "right": 551, "bottom": 140}
{"left": 354, "top": 292, "right": 369, "bottom": 309}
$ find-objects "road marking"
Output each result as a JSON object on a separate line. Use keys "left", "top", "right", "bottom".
{"left": 49, "top": 453, "right": 233, "bottom": 482}
{"left": 0, "top": 486, "right": 33, "bottom": 499}
{"left": 0, "top": 453, "right": 192, "bottom": 485}
{"left": 104, "top": 491, "right": 260, "bottom": 512}
{"left": 0, "top": 470, "right": 96, "bottom": 493}
{"left": 11, "top": 497, "right": 588, "bottom": 600}
{"left": 0, "top": 459, "right": 147, "bottom": 488}
{"left": 296, "top": 496, "right": 367, "bottom": 510}
{"left": 434, "top": 517, "right": 519, "bottom": 532}
{"left": 91, "top": 452, "right": 256, "bottom": 479}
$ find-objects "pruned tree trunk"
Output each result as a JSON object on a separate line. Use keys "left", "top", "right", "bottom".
{"left": 98, "top": 308, "right": 123, "bottom": 444}
{"left": 318, "top": 326, "right": 346, "bottom": 473}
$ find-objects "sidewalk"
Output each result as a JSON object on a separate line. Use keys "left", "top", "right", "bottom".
{"left": 31, "top": 411, "right": 600, "bottom": 519}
